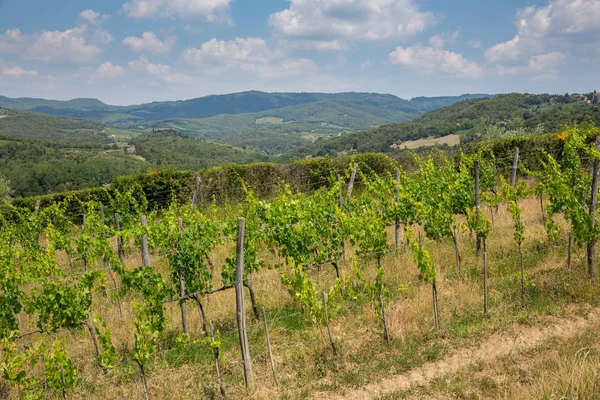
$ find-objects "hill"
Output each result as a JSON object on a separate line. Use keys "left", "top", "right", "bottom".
{"left": 284, "top": 93, "right": 600, "bottom": 158}
{"left": 0, "top": 109, "right": 270, "bottom": 197}
{"left": 0, "top": 92, "right": 493, "bottom": 155}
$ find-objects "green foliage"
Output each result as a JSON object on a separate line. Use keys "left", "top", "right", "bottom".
{"left": 406, "top": 228, "right": 436, "bottom": 284}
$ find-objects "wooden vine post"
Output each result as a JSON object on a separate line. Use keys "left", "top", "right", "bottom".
{"left": 191, "top": 175, "right": 201, "bottom": 213}
{"left": 379, "top": 293, "right": 390, "bottom": 345}
{"left": 347, "top": 163, "right": 358, "bottom": 199}
{"left": 395, "top": 168, "right": 401, "bottom": 251}
{"left": 588, "top": 137, "right": 600, "bottom": 279}
{"left": 567, "top": 231, "right": 572, "bottom": 270}
{"left": 511, "top": 147, "right": 520, "bottom": 187}
{"left": 114, "top": 213, "right": 125, "bottom": 265}
{"left": 322, "top": 292, "right": 337, "bottom": 357}
{"left": 102, "top": 206, "right": 122, "bottom": 317}
{"left": 235, "top": 217, "right": 253, "bottom": 390}
{"left": 262, "top": 307, "right": 278, "bottom": 385}
{"left": 177, "top": 218, "right": 189, "bottom": 335}
{"left": 483, "top": 240, "right": 488, "bottom": 314}
{"left": 209, "top": 321, "right": 226, "bottom": 397}
{"left": 140, "top": 215, "right": 150, "bottom": 267}
{"left": 474, "top": 160, "right": 481, "bottom": 258}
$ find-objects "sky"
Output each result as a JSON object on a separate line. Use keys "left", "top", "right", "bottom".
{"left": 0, "top": 0, "right": 598, "bottom": 105}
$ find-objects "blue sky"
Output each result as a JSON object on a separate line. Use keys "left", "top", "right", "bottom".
{"left": 0, "top": 0, "right": 598, "bottom": 105}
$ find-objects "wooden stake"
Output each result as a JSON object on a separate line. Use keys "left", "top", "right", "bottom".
{"left": 395, "top": 168, "right": 401, "bottom": 251}
{"left": 234, "top": 217, "right": 253, "bottom": 390}
{"left": 210, "top": 321, "right": 226, "bottom": 397}
{"left": 379, "top": 293, "right": 390, "bottom": 345}
{"left": 452, "top": 227, "right": 461, "bottom": 269}
{"left": 34, "top": 199, "right": 41, "bottom": 215}
{"left": 61, "top": 364, "right": 67, "bottom": 400}
{"left": 177, "top": 219, "right": 189, "bottom": 335}
{"left": 567, "top": 231, "right": 572, "bottom": 270}
{"left": 102, "top": 207, "right": 122, "bottom": 317}
{"left": 138, "top": 363, "right": 149, "bottom": 400}
{"left": 84, "top": 313, "right": 107, "bottom": 373}
{"left": 347, "top": 163, "right": 358, "bottom": 199}
{"left": 322, "top": 292, "right": 337, "bottom": 357}
{"left": 432, "top": 283, "right": 440, "bottom": 329}
{"left": 115, "top": 213, "right": 125, "bottom": 265}
{"left": 261, "top": 307, "right": 278, "bottom": 385}
{"left": 475, "top": 160, "right": 481, "bottom": 258}
{"left": 140, "top": 215, "right": 150, "bottom": 267}
{"left": 336, "top": 174, "right": 343, "bottom": 208}
{"left": 191, "top": 175, "right": 201, "bottom": 213}
{"left": 510, "top": 147, "right": 519, "bottom": 187}
{"left": 588, "top": 137, "right": 600, "bottom": 279}
{"left": 483, "top": 240, "right": 488, "bottom": 314}
{"left": 519, "top": 242, "right": 525, "bottom": 306}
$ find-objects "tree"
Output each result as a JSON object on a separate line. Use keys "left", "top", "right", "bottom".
{"left": 0, "top": 174, "right": 12, "bottom": 202}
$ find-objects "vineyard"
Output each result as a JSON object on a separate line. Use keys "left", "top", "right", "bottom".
{"left": 2, "top": 125, "right": 600, "bottom": 399}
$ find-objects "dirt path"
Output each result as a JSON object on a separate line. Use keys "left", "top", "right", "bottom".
{"left": 315, "top": 307, "right": 600, "bottom": 399}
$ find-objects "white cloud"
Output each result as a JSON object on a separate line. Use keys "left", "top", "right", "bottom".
{"left": 269, "top": 0, "right": 436, "bottom": 50}
{"left": 0, "top": 29, "right": 27, "bottom": 54}
{"left": 496, "top": 51, "right": 565, "bottom": 80}
{"left": 128, "top": 56, "right": 191, "bottom": 83}
{"left": 3, "top": 66, "right": 39, "bottom": 77}
{"left": 89, "top": 61, "right": 126, "bottom": 80}
{"left": 79, "top": 9, "right": 110, "bottom": 25}
{"left": 485, "top": 0, "right": 600, "bottom": 63}
{"left": 429, "top": 29, "right": 461, "bottom": 50}
{"left": 123, "top": 32, "right": 176, "bottom": 55}
{"left": 122, "top": 0, "right": 231, "bottom": 20}
{"left": 468, "top": 39, "right": 483, "bottom": 49}
{"left": 181, "top": 37, "right": 318, "bottom": 78}
{"left": 388, "top": 45, "right": 483, "bottom": 78}
{"left": 0, "top": 14, "right": 112, "bottom": 64}
{"left": 27, "top": 26, "right": 103, "bottom": 63}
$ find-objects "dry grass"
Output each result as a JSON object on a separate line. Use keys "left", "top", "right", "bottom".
{"left": 398, "top": 134, "right": 461, "bottom": 149}
{"left": 7, "top": 196, "right": 600, "bottom": 399}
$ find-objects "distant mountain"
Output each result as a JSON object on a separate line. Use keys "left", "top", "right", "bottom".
{"left": 0, "top": 91, "right": 493, "bottom": 123}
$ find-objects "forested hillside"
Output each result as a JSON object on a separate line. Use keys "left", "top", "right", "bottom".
{"left": 285, "top": 93, "right": 600, "bottom": 157}
{"left": 0, "top": 109, "right": 269, "bottom": 197}
{"left": 0, "top": 92, "right": 492, "bottom": 155}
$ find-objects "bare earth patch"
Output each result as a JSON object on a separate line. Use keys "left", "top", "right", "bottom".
{"left": 314, "top": 306, "right": 600, "bottom": 399}
{"left": 0, "top": 115, "right": 7, "bottom": 119}
{"left": 397, "top": 134, "right": 460, "bottom": 149}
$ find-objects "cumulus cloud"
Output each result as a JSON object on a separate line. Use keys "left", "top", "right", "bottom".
{"left": 0, "top": 13, "right": 112, "bottom": 64}
{"left": 428, "top": 29, "right": 461, "bottom": 50}
{"left": 128, "top": 56, "right": 191, "bottom": 83}
{"left": 26, "top": 26, "right": 103, "bottom": 63}
{"left": 3, "top": 66, "right": 39, "bottom": 77}
{"left": 123, "top": 32, "right": 176, "bottom": 55}
{"left": 122, "top": 0, "right": 231, "bottom": 20}
{"left": 496, "top": 51, "right": 565, "bottom": 80}
{"left": 181, "top": 37, "right": 318, "bottom": 78}
{"left": 0, "top": 29, "right": 27, "bottom": 54}
{"left": 485, "top": 0, "right": 600, "bottom": 63}
{"left": 88, "top": 61, "right": 126, "bottom": 80}
{"left": 79, "top": 9, "right": 110, "bottom": 25}
{"left": 269, "top": 0, "right": 436, "bottom": 50}
{"left": 388, "top": 45, "right": 483, "bottom": 78}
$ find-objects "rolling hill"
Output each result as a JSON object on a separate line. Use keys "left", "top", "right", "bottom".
{"left": 0, "top": 92, "right": 493, "bottom": 155}
{"left": 283, "top": 93, "right": 600, "bottom": 158}
{"left": 0, "top": 109, "right": 269, "bottom": 197}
